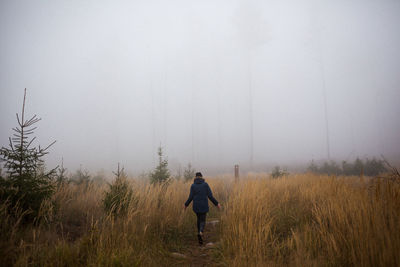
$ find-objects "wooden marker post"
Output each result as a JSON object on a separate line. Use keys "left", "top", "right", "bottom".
{"left": 234, "top": 164, "right": 239, "bottom": 182}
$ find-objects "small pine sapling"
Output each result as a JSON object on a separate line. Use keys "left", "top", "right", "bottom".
{"left": 0, "top": 89, "right": 57, "bottom": 222}
{"left": 103, "top": 163, "right": 133, "bottom": 216}
{"left": 150, "top": 146, "right": 170, "bottom": 184}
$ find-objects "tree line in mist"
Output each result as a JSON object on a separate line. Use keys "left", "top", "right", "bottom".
{"left": 0, "top": 90, "right": 391, "bottom": 224}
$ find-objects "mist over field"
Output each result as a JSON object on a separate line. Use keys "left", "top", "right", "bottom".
{"left": 1, "top": 0, "right": 399, "bottom": 174}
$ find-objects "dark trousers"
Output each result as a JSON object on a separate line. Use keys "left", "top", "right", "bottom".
{"left": 196, "top": 212, "right": 207, "bottom": 233}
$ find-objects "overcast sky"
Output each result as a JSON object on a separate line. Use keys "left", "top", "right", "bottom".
{"left": 1, "top": 0, "right": 399, "bottom": 174}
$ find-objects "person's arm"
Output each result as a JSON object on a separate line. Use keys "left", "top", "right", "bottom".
{"left": 206, "top": 183, "right": 219, "bottom": 206}
{"left": 184, "top": 185, "right": 194, "bottom": 208}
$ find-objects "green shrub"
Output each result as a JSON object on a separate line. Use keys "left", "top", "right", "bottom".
{"left": 271, "top": 166, "right": 289, "bottom": 178}
{"left": 103, "top": 164, "right": 133, "bottom": 216}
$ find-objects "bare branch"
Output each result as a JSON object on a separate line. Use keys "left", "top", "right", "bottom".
{"left": 42, "top": 140, "right": 57, "bottom": 152}
{"left": 381, "top": 155, "right": 400, "bottom": 177}
{"left": 22, "top": 88, "right": 26, "bottom": 125}
{"left": 12, "top": 127, "right": 22, "bottom": 133}
{"left": 16, "top": 113, "right": 22, "bottom": 126}
{"left": 27, "top": 137, "right": 37, "bottom": 148}
{"left": 26, "top": 116, "right": 41, "bottom": 127}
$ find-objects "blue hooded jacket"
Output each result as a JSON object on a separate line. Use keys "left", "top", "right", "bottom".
{"left": 185, "top": 178, "right": 219, "bottom": 213}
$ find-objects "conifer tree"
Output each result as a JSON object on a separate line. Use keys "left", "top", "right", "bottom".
{"left": 184, "top": 163, "right": 195, "bottom": 182}
{"left": 103, "top": 163, "right": 132, "bottom": 216}
{"left": 0, "top": 89, "right": 56, "bottom": 221}
{"left": 56, "top": 157, "right": 68, "bottom": 186}
{"left": 150, "top": 146, "right": 170, "bottom": 184}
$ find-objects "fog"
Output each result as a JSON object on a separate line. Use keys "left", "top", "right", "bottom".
{"left": 1, "top": 0, "right": 399, "bottom": 174}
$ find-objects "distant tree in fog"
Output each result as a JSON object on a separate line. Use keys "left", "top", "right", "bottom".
{"left": 307, "top": 160, "right": 319, "bottom": 173}
{"left": 184, "top": 163, "right": 196, "bottom": 182}
{"left": 150, "top": 146, "right": 170, "bottom": 184}
{"left": 71, "top": 168, "right": 91, "bottom": 188}
{"left": 56, "top": 158, "right": 68, "bottom": 187}
{"left": 271, "top": 166, "right": 289, "bottom": 178}
{"left": 308, "top": 157, "right": 386, "bottom": 176}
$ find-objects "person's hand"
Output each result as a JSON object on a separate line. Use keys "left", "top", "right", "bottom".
{"left": 217, "top": 203, "right": 222, "bottom": 210}
{"left": 183, "top": 204, "right": 187, "bottom": 211}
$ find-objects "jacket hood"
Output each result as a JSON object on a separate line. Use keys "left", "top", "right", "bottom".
{"left": 194, "top": 177, "right": 205, "bottom": 184}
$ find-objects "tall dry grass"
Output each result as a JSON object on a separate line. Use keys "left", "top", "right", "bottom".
{"left": 0, "top": 178, "right": 228, "bottom": 266}
{"left": 220, "top": 174, "right": 400, "bottom": 266}
{"left": 1, "top": 174, "right": 399, "bottom": 266}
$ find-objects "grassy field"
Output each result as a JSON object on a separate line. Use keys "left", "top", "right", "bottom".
{"left": 1, "top": 173, "right": 399, "bottom": 266}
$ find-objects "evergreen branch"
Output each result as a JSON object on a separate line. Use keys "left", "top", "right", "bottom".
{"left": 41, "top": 140, "right": 57, "bottom": 152}
{"left": 26, "top": 116, "right": 41, "bottom": 127}
{"left": 13, "top": 127, "right": 22, "bottom": 133}
{"left": 8, "top": 137, "right": 15, "bottom": 152}
{"left": 27, "top": 137, "right": 37, "bottom": 148}
{"left": 25, "top": 127, "right": 38, "bottom": 134}
{"left": 16, "top": 113, "right": 22, "bottom": 127}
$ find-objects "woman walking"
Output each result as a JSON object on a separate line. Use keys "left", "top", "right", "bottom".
{"left": 184, "top": 172, "right": 221, "bottom": 245}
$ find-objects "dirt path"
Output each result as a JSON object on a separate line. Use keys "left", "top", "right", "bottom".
{"left": 170, "top": 218, "right": 223, "bottom": 266}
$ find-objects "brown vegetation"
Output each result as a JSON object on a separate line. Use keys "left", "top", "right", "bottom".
{"left": 221, "top": 174, "right": 400, "bottom": 266}
{"left": 1, "top": 173, "right": 399, "bottom": 266}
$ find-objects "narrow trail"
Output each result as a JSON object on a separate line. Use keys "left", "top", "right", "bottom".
{"left": 170, "top": 218, "right": 224, "bottom": 266}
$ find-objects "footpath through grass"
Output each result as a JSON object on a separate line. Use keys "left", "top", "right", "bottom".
{"left": 169, "top": 216, "right": 224, "bottom": 266}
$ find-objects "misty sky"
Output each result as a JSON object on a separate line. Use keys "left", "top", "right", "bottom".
{"left": 1, "top": 0, "right": 399, "bottom": 174}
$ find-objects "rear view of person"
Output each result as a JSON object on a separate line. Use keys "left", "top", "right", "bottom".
{"left": 184, "top": 172, "right": 221, "bottom": 245}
